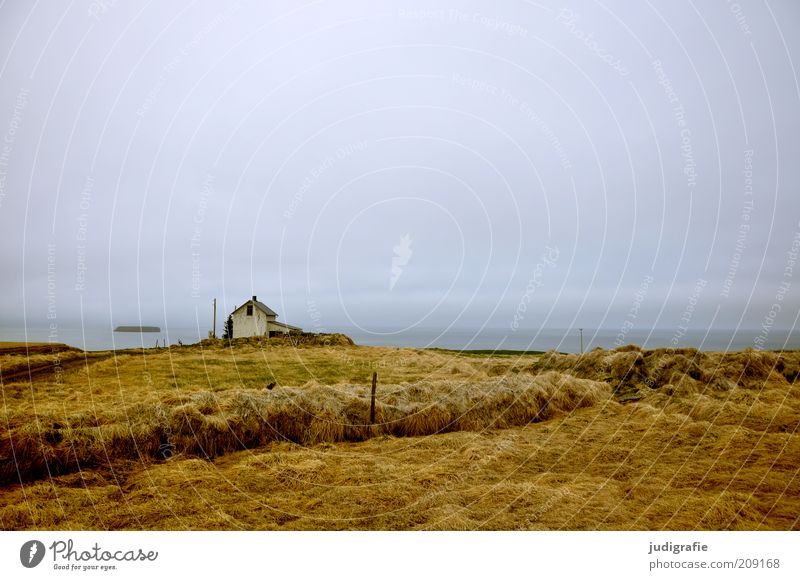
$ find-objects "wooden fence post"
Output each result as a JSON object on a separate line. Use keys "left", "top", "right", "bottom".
{"left": 370, "top": 371, "right": 377, "bottom": 424}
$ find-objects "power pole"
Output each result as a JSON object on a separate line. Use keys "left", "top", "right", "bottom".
{"left": 579, "top": 328, "right": 584, "bottom": 354}
{"left": 212, "top": 298, "right": 217, "bottom": 338}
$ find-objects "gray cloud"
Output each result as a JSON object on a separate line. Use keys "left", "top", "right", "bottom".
{"left": 1, "top": 0, "right": 798, "bottom": 343}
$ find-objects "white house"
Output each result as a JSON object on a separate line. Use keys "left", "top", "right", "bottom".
{"left": 229, "top": 296, "right": 302, "bottom": 338}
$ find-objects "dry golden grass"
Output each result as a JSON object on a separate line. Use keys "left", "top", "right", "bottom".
{"left": 0, "top": 341, "right": 798, "bottom": 530}
{"left": 0, "top": 342, "right": 53, "bottom": 349}
{"left": 0, "top": 372, "right": 605, "bottom": 483}
{"left": 0, "top": 350, "right": 88, "bottom": 379}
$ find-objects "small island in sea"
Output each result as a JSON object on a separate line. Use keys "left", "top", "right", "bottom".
{"left": 114, "top": 326, "right": 161, "bottom": 333}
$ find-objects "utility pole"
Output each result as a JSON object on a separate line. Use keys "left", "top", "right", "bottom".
{"left": 579, "top": 328, "right": 584, "bottom": 355}
{"left": 212, "top": 298, "right": 217, "bottom": 338}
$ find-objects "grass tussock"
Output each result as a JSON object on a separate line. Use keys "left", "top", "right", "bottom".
{"left": 0, "top": 373, "right": 609, "bottom": 485}
{"left": 530, "top": 346, "right": 797, "bottom": 396}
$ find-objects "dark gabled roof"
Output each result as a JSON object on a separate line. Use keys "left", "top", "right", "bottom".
{"left": 253, "top": 299, "right": 277, "bottom": 316}
{"left": 233, "top": 297, "right": 277, "bottom": 317}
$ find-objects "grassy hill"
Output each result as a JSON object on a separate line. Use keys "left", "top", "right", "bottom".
{"left": 0, "top": 338, "right": 798, "bottom": 530}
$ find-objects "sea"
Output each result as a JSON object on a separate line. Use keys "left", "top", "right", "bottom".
{"left": 2, "top": 325, "right": 798, "bottom": 354}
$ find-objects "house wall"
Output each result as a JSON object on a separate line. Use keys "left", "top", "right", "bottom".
{"left": 231, "top": 305, "right": 276, "bottom": 338}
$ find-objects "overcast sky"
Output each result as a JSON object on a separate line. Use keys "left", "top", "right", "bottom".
{"left": 1, "top": 0, "right": 799, "bottom": 338}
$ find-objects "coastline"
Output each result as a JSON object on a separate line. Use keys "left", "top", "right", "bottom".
{"left": 2, "top": 325, "right": 799, "bottom": 354}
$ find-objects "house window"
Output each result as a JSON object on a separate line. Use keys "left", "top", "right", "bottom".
{"left": 246, "top": 305, "right": 253, "bottom": 316}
